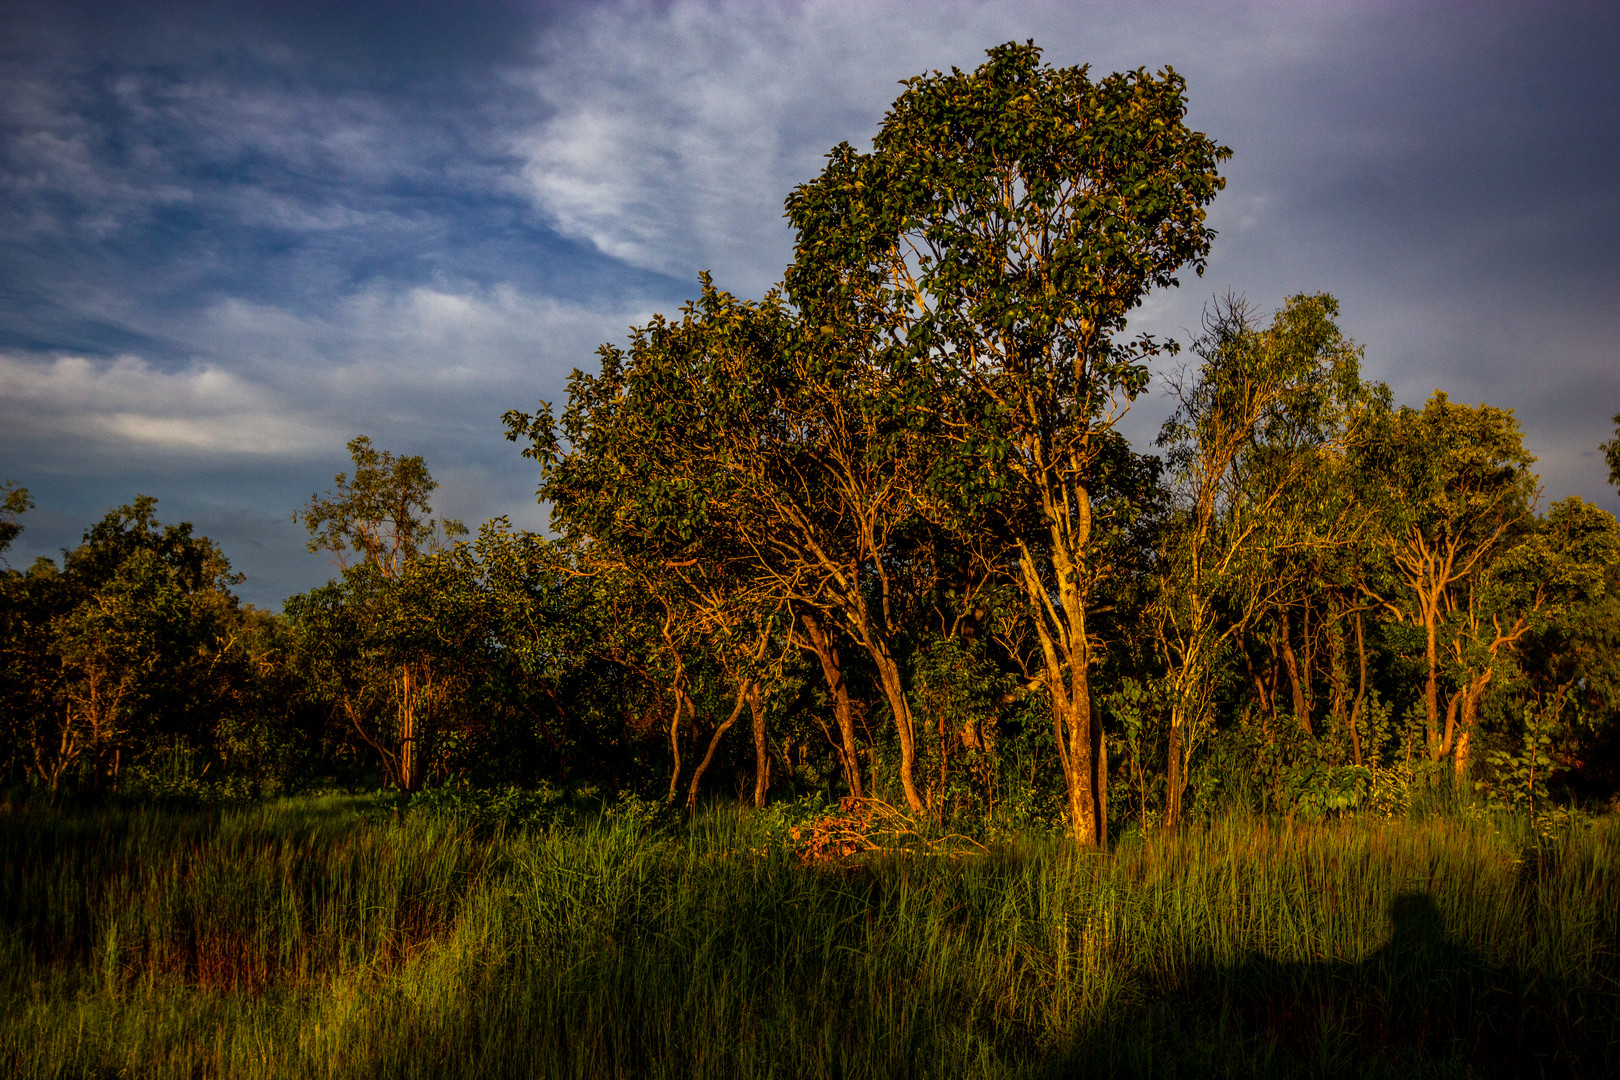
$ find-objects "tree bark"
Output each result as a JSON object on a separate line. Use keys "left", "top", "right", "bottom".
{"left": 686, "top": 680, "right": 751, "bottom": 815}
{"left": 1349, "top": 611, "right": 1368, "bottom": 768}
{"left": 1165, "top": 723, "right": 1183, "bottom": 833}
{"left": 800, "top": 609, "right": 863, "bottom": 798}
{"left": 1090, "top": 696, "right": 1107, "bottom": 844}
{"left": 750, "top": 684, "right": 770, "bottom": 808}
{"left": 1279, "top": 612, "right": 1313, "bottom": 738}
{"left": 860, "top": 628, "right": 923, "bottom": 815}
{"left": 1016, "top": 480, "right": 1102, "bottom": 847}
{"left": 664, "top": 688, "right": 690, "bottom": 805}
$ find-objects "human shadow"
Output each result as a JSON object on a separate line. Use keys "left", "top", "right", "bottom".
{"left": 1037, "top": 891, "right": 1608, "bottom": 1079}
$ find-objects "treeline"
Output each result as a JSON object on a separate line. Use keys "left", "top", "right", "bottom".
{"left": 4, "top": 44, "right": 1620, "bottom": 838}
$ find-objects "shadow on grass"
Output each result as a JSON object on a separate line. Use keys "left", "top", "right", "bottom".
{"left": 351, "top": 885, "right": 1615, "bottom": 1080}
{"left": 1040, "top": 891, "right": 1606, "bottom": 1079}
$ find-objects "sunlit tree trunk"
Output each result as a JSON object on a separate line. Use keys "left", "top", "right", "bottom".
{"left": 800, "top": 609, "right": 863, "bottom": 798}
{"left": 750, "top": 685, "right": 770, "bottom": 808}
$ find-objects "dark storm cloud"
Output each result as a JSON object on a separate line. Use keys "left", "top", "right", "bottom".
{"left": 2, "top": 0, "right": 1617, "bottom": 607}
{"left": 0, "top": 0, "right": 679, "bottom": 603}
{"left": 1163, "top": 3, "right": 1620, "bottom": 507}
{"left": 0, "top": 0, "right": 669, "bottom": 352}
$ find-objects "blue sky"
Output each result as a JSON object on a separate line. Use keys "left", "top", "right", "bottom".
{"left": 3, "top": 0, "right": 1618, "bottom": 607}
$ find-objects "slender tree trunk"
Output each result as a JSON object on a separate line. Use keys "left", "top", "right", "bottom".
{"left": 1452, "top": 675, "right": 1488, "bottom": 785}
{"left": 1091, "top": 696, "right": 1107, "bottom": 843}
{"left": 1016, "top": 480, "right": 1102, "bottom": 847}
{"left": 825, "top": 588, "right": 922, "bottom": 814}
{"left": 1423, "top": 602, "right": 1442, "bottom": 751}
{"left": 1165, "top": 723, "right": 1182, "bottom": 832}
{"left": 1453, "top": 728, "right": 1472, "bottom": 787}
{"left": 801, "top": 609, "right": 863, "bottom": 798}
{"left": 860, "top": 629, "right": 923, "bottom": 815}
{"left": 1436, "top": 689, "right": 1461, "bottom": 762}
{"left": 1279, "top": 613, "right": 1313, "bottom": 737}
{"left": 665, "top": 688, "right": 689, "bottom": 804}
{"left": 750, "top": 684, "right": 770, "bottom": 808}
{"left": 399, "top": 665, "right": 415, "bottom": 793}
{"left": 686, "top": 681, "right": 751, "bottom": 815}
{"left": 1349, "top": 611, "right": 1367, "bottom": 768}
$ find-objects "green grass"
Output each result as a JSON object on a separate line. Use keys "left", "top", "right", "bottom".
{"left": 1, "top": 796, "right": 1616, "bottom": 1078}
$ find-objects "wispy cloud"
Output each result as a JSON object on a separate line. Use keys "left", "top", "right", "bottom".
{"left": 0, "top": 353, "right": 338, "bottom": 461}
{"left": 0, "top": 281, "right": 647, "bottom": 469}
{"left": 2, "top": 0, "right": 1616, "bottom": 607}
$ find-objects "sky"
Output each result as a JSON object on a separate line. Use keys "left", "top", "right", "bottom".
{"left": 2, "top": 0, "right": 1617, "bottom": 608}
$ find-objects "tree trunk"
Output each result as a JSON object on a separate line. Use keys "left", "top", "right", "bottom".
{"left": 1451, "top": 674, "right": 1488, "bottom": 786}
{"left": 1349, "top": 611, "right": 1368, "bottom": 768}
{"left": 665, "top": 688, "right": 689, "bottom": 805}
{"left": 399, "top": 665, "right": 416, "bottom": 793}
{"left": 1165, "top": 722, "right": 1183, "bottom": 832}
{"left": 1423, "top": 603, "right": 1442, "bottom": 750}
{"left": 750, "top": 684, "right": 770, "bottom": 808}
{"left": 1060, "top": 681, "right": 1099, "bottom": 845}
{"left": 826, "top": 590, "right": 922, "bottom": 815}
{"left": 863, "top": 631, "right": 924, "bottom": 815}
{"left": 1015, "top": 481, "right": 1101, "bottom": 847}
{"left": 686, "top": 680, "right": 750, "bottom": 815}
{"left": 1091, "top": 696, "right": 1107, "bottom": 844}
{"left": 1279, "top": 613, "right": 1313, "bottom": 738}
{"left": 801, "top": 609, "right": 864, "bottom": 798}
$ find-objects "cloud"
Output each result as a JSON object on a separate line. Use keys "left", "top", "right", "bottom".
{"left": 514, "top": 0, "right": 1004, "bottom": 292}
{"left": 510, "top": 0, "right": 1372, "bottom": 296}
{"left": 0, "top": 282, "right": 649, "bottom": 469}
{"left": 0, "top": 352, "right": 339, "bottom": 461}
{"left": 3, "top": 0, "right": 1617, "bottom": 607}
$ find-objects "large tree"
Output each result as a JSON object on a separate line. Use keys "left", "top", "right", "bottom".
{"left": 290, "top": 437, "right": 472, "bottom": 792}
{"left": 1356, "top": 394, "right": 1540, "bottom": 777}
{"left": 3, "top": 497, "right": 242, "bottom": 790}
{"left": 508, "top": 284, "right": 928, "bottom": 810}
{"left": 1149, "top": 293, "right": 1374, "bottom": 826}
{"left": 782, "top": 43, "right": 1228, "bottom": 842}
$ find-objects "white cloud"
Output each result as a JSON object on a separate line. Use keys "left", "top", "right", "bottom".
{"left": 0, "top": 282, "right": 650, "bottom": 471}
{"left": 0, "top": 353, "right": 337, "bottom": 459}
{"left": 511, "top": 0, "right": 1366, "bottom": 296}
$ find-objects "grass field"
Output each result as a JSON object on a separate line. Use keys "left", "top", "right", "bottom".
{"left": 1, "top": 794, "right": 1615, "bottom": 1078}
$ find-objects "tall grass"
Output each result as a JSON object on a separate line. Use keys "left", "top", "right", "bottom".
{"left": 1, "top": 796, "right": 1615, "bottom": 1078}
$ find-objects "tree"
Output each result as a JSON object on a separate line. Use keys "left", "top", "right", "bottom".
{"left": 296, "top": 436, "right": 465, "bottom": 577}
{"left": 0, "top": 482, "right": 31, "bottom": 562}
{"left": 1149, "top": 293, "right": 1373, "bottom": 826}
{"left": 509, "top": 282, "right": 942, "bottom": 813}
{"left": 1439, "top": 497, "right": 1620, "bottom": 781}
{"left": 782, "top": 42, "right": 1228, "bottom": 842}
{"left": 291, "top": 437, "right": 471, "bottom": 792}
{"left": 1357, "top": 394, "right": 1539, "bottom": 777}
{"left": 1603, "top": 412, "right": 1620, "bottom": 494}
{"left": 4, "top": 497, "right": 243, "bottom": 791}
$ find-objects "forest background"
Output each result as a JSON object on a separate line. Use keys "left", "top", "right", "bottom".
{"left": 4, "top": 44, "right": 1620, "bottom": 847}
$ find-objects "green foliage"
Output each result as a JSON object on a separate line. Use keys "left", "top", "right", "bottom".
{"left": 9, "top": 41, "right": 1620, "bottom": 852}
{"left": 1602, "top": 411, "right": 1620, "bottom": 493}
{"left": 288, "top": 439, "right": 490, "bottom": 793}
{"left": 1284, "top": 764, "right": 1374, "bottom": 819}
{"left": 404, "top": 782, "right": 571, "bottom": 832}
{"left": 0, "top": 496, "right": 248, "bottom": 792}
{"left": 0, "top": 480, "right": 30, "bottom": 560}
{"left": 296, "top": 435, "right": 466, "bottom": 576}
